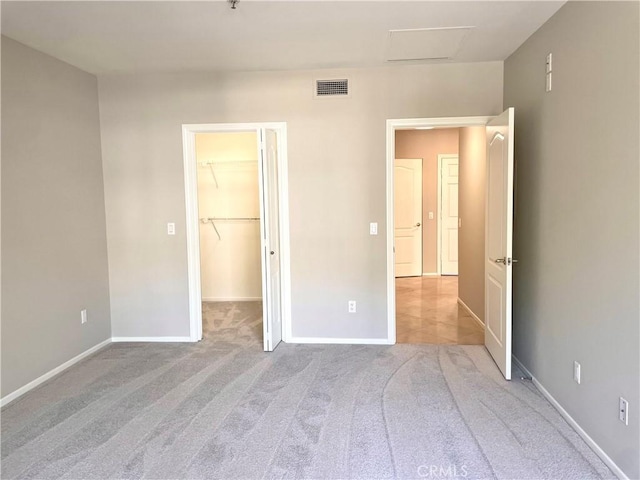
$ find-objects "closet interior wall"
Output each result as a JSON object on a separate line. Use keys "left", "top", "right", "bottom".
{"left": 195, "top": 132, "right": 262, "bottom": 301}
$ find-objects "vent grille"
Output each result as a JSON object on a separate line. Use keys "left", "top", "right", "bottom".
{"left": 316, "top": 79, "right": 349, "bottom": 97}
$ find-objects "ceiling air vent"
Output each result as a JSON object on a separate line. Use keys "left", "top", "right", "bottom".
{"left": 315, "top": 79, "right": 349, "bottom": 97}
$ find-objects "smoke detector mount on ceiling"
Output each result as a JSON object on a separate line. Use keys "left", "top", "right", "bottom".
{"left": 386, "top": 26, "right": 475, "bottom": 62}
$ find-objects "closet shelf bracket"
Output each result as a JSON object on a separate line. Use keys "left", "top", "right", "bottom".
{"left": 200, "top": 218, "right": 221, "bottom": 240}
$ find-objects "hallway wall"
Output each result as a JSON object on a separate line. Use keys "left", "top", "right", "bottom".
{"left": 458, "top": 127, "right": 486, "bottom": 321}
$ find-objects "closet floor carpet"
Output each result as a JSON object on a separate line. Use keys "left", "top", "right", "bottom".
{"left": 1, "top": 301, "right": 613, "bottom": 479}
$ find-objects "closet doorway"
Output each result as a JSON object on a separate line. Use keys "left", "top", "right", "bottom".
{"left": 197, "top": 131, "right": 262, "bottom": 348}
{"left": 182, "top": 123, "right": 290, "bottom": 352}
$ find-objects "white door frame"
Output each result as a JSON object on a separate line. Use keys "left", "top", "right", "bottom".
{"left": 386, "top": 116, "right": 492, "bottom": 343}
{"left": 182, "top": 122, "right": 292, "bottom": 343}
{"left": 437, "top": 153, "right": 459, "bottom": 276}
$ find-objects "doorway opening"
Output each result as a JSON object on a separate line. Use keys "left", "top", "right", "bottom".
{"left": 393, "top": 127, "right": 480, "bottom": 345}
{"left": 182, "top": 123, "right": 291, "bottom": 352}
{"left": 387, "top": 112, "right": 516, "bottom": 379}
{"left": 195, "top": 131, "right": 263, "bottom": 346}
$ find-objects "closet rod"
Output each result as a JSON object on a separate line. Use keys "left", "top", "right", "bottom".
{"left": 207, "top": 217, "right": 260, "bottom": 221}
{"left": 199, "top": 217, "right": 259, "bottom": 241}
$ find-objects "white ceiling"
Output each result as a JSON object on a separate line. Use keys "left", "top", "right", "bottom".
{"left": 1, "top": 1, "right": 566, "bottom": 75}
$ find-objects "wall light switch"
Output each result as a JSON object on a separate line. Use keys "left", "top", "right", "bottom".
{"left": 369, "top": 223, "right": 378, "bottom": 235}
{"left": 546, "top": 53, "right": 553, "bottom": 73}
{"left": 619, "top": 397, "right": 629, "bottom": 425}
{"left": 167, "top": 223, "right": 176, "bottom": 235}
{"left": 428, "top": 212, "right": 434, "bottom": 220}
{"left": 81, "top": 309, "right": 88, "bottom": 324}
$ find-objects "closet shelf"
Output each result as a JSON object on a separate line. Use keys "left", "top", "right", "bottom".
{"left": 198, "top": 160, "right": 258, "bottom": 188}
{"left": 198, "top": 160, "right": 258, "bottom": 165}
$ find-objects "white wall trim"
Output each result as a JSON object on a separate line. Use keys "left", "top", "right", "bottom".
{"left": 422, "top": 272, "right": 440, "bottom": 277}
{"left": 182, "top": 126, "right": 203, "bottom": 342}
{"left": 510, "top": 355, "right": 531, "bottom": 379}
{"left": 387, "top": 116, "right": 492, "bottom": 348}
{"left": 0, "top": 338, "right": 112, "bottom": 408}
{"left": 457, "top": 297, "right": 484, "bottom": 329}
{"left": 511, "top": 356, "right": 629, "bottom": 480}
{"left": 386, "top": 121, "right": 397, "bottom": 345}
{"left": 437, "top": 153, "right": 459, "bottom": 276}
{"left": 111, "top": 336, "right": 192, "bottom": 343}
{"left": 202, "top": 297, "right": 262, "bottom": 302}
{"left": 288, "top": 336, "right": 394, "bottom": 345}
{"left": 181, "top": 122, "right": 292, "bottom": 346}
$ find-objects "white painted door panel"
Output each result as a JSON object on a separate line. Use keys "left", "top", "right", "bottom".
{"left": 261, "top": 129, "right": 282, "bottom": 351}
{"left": 441, "top": 155, "right": 459, "bottom": 275}
{"left": 394, "top": 159, "right": 423, "bottom": 277}
{"left": 485, "top": 108, "right": 515, "bottom": 380}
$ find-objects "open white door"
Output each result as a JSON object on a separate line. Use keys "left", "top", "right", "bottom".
{"left": 440, "top": 155, "right": 459, "bottom": 275}
{"left": 260, "top": 129, "right": 282, "bottom": 351}
{"left": 485, "top": 108, "right": 515, "bottom": 380}
{"left": 394, "top": 159, "right": 423, "bottom": 277}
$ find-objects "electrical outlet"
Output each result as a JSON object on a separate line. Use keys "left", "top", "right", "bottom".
{"left": 619, "top": 397, "right": 629, "bottom": 425}
{"left": 81, "top": 309, "right": 88, "bottom": 324}
{"left": 369, "top": 223, "right": 378, "bottom": 235}
{"left": 348, "top": 301, "right": 356, "bottom": 313}
{"left": 167, "top": 222, "right": 176, "bottom": 235}
{"left": 573, "top": 361, "right": 581, "bottom": 384}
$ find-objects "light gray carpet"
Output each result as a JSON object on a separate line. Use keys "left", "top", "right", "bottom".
{"left": 1, "top": 301, "right": 613, "bottom": 479}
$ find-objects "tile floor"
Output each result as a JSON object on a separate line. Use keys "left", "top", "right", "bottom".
{"left": 396, "top": 276, "right": 484, "bottom": 344}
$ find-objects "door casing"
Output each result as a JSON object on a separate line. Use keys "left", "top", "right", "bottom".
{"left": 182, "top": 122, "right": 291, "bottom": 344}
{"left": 438, "top": 153, "right": 460, "bottom": 276}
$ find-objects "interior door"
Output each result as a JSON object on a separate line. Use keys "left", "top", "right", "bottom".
{"left": 440, "top": 155, "right": 459, "bottom": 275}
{"left": 260, "top": 129, "right": 282, "bottom": 351}
{"left": 394, "top": 159, "right": 423, "bottom": 277}
{"left": 485, "top": 108, "right": 515, "bottom": 379}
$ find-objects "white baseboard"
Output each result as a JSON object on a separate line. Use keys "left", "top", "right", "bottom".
{"left": 422, "top": 273, "right": 440, "bottom": 277}
{"left": 202, "top": 297, "right": 261, "bottom": 302}
{"left": 457, "top": 297, "right": 484, "bottom": 329}
{"left": 511, "top": 355, "right": 628, "bottom": 480}
{"left": 111, "top": 336, "right": 193, "bottom": 343}
{"left": 288, "top": 336, "right": 393, "bottom": 345}
{"left": 0, "top": 338, "right": 112, "bottom": 408}
{"left": 510, "top": 355, "right": 533, "bottom": 379}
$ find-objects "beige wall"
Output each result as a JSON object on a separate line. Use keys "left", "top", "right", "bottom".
{"left": 1, "top": 38, "right": 111, "bottom": 398}
{"left": 395, "top": 129, "right": 459, "bottom": 274}
{"left": 504, "top": 2, "right": 639, "bottom": 477}
{"left": 458, "top": 127, "right": 486, "bottom": 321}
{"left": 196, "top": 132, "right": 262, "bottom": 301}
{"left": 196, "top": 132, "right": 258, "bottom": 164}
{"left": 98, "top": 62, "right": 503, "bottom": 340}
